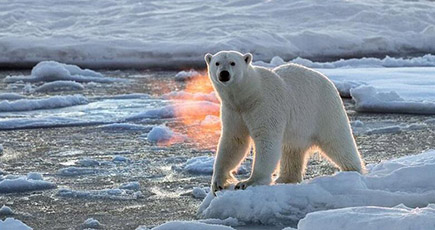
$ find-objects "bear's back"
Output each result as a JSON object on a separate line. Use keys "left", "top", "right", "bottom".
{"left": 272, "top": 63, "right": 339, "bottom": 97}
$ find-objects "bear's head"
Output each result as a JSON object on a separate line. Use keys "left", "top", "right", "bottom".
{"left": 204, "top": 51, "right": 252, "bottom": 86}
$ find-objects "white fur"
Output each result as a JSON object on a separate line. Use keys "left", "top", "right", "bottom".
{"left": 205, "top": 51, "right": 365, "bottom": 194}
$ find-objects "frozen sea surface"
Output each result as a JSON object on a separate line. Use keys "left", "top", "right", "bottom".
{"left": 1, "top": 0, "right": 435, "bottom": 68}
{"left": 1, "top": 68, "right": 434, "bottom": 230}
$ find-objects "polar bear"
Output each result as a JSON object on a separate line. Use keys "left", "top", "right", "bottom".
{"left": 205, "top": 51, "right": 365, "bottom": 194}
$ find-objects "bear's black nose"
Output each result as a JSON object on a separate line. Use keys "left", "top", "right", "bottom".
{"left": 219, "top": 70, "right": 230, "bottom": 82}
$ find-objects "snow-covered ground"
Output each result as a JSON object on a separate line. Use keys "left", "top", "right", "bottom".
{"left": 185, "top": 150, "right": 435, "bottom": 229}
{"left": 1, "top": 0, "right": 435, "bottom": 68}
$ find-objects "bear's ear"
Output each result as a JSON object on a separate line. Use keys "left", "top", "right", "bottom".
{"left": 243, "top": 53, "right": 253, "bottom": 65}
{"left": 204, "top": 53, "right": 213, "bottom": 65}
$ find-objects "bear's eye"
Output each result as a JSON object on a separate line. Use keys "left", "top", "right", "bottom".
{"left": 230, "top": 62, "right": 235, "bottom": 66}
{"left": 215, "top": 62, "right": 220, "bottom": 66}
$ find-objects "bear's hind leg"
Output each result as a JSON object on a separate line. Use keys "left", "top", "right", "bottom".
{"left": 318, "top": 136, "right": 365, "bottom": 173}
{"left": 275, "top": 146, "right": 308, "bottom": 184}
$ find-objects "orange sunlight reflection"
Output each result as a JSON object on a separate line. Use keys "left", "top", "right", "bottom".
{"left": 167, "top": 71, "right": 221, "bottom": 149}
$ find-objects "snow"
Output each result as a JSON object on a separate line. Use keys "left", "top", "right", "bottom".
{"left": 184, "top": 156, "right": 248, "bottom": 175}
{"left": 256, "top": 54, "right": 435, "bottom": 69}
{"left": 0, "top": 95, "right": 158, "bottom": 130}
{"left": 34, "top": 80, "right": 84, "bottom": 92}
{"left": 82, "top": 218, "right": 104, "bottom": 229}
{"left": 150, "top": 221, "right": 235, "bottom": 230}
{"left": 175, "top": 70, "right": 200, "bottom": 81}
{"left": 200, "top": 115, "right": 220, "bottom": 128}
{"left": 112, "top": 155, "right": 130, "bottom": 163}
{"left": 199, "top": 217, "right": 243, "bottom": 227}
{"left": 297, "top": 205, "right": 435, "bottom": 230}
{"left": 198, "top": 150, "right": 435, "bottom": 225}
{"left": 99, "top": 123, "right": 152, "bottom": 132}
{"left": 0, "top": 94, "right": 88, "bottom": 112}
{"left": 350, "top": 86, "right": 435, "bottom": 115}
{"left": 0, "top": 205, "right": 14, "bottom": 215}
{"left": 0, "top": 117, "right": 105, "bottom": 130}
{"left": 56, "top": 187, "right": 142, "bottom": 200}
{"left": 192, "top": 187, "right": 207, "bottom": 199}
{"left": 0, "top": 173, "right": 56, "bottom": 193}
{"left": 365, "top": 125, "right": 402, "bottom": 135}
{"left": 76, "top": 158, "right": 101, "bottom": 167}
{"left": 1, "top": 1, "right": 435, "bottom": 68}
{"left": 184, "top": 156, "right": 216, "bottom": 175}
{"left": 119, "top": 182, "right": 140, "bottom": 191}
{"left": 255, "top": 57, "right": 435, "bottom": 115}
{"left": 332, "top": 81, "right": 365, "bottom": 98}
{"left": 26, "top": 172, "right": 43, "bottom": 180}
{"left": 4, "top": 61, "right": 120, "bottom": 83}
{"left": 0, "top": 144, "right": 3, "bottom": 154}
{"left": 321, "top": 67, "right": 435, "bottom": 101}
{"left": 0, "top": 93, "right": 26, "bottom": 100}
{"left": 162, "top": 91, "right": 219, "bottom": 103}
{"left": 57, "top": 167, "right": 105, "bottom": 177}
{"left": 350, "top": 120, "right": 364, "bottom": 128}
{"left": 351, "top": 120, "right": 430, "bottom": 136}
{"left": 95, "top": 93, "right": 151, "bottom": 100}
{"left": 147, "top": 125, "right": 186, "bottom": 144}
{"left": 126, "top": 101, "right": 220, "bottom": 120}
{"left": 0, "top": 218, "right": 32, "bottom": 230}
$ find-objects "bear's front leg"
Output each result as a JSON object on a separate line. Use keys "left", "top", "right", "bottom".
{"left": 212, "top": 110, "right": 251, "bottom": 195}
{"left": 235, "top": 135, "right": 282, "bottom": 190}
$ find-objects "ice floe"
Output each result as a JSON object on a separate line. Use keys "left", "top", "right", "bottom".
{"left": 198, "top": 150, "right": 435, "bottom": 225}
{"left": 1, "top": 1, "right": 435, "bottom": 68}
{"left": 351, "top": 86, "right": 435, "bottom": 115}
{"left": 0, "top": 205, "right": 14, "bottom": 215}
{"left": 256, "top": 54, "right": 435, "bottom": 69}
{"left": 94, "top": 93, "right": 151, "bottom": 100}
{"left": 112, "top": 155, "right": 130, "bottom": 163}
{"left": 0, "top": 117, "right": 106, "bottom": 130}
{"left": 99, "top": 123, "right": 152, "bottom": 132}
{"left": 0, "top": 93, "right": 26, "bottom": 100}
{"left": 56, "top": 187, "right": 142, "bottom": 200}
{"left": 148, "top": 221, "right": 235, "bottom": 230}
{"left": 34, "top": 80, "right": 84, "bottom": 92}
{"left": 175, "top": 70, "right": 201, "bottom": 81}
{"left": 184, "top": 156, "right": 248, "bottom": 175}
{"left": 146, "top": 125, "right": 186, "bottom": 144}
{"left": 192, "top": 187, "right": 208, "bottom": 199}
{"left": 0, "top": 218, "right": 32, "bottom": 230}
{"left": 119, "top": 182, "right": 140, "bottom": 191}
{"left": 0, "top": 173, "right": 56, "bottom": 193}
{"left": 162, "top": 91, "right": 219, "bottom": 103}
{"left": 126, "top": 101, "right": 220, "bottom": 120}
{"left": 81, "top": 218, "right": 104, "bottom": 229}
{"left": 297, "top": 205, "right": 435, "bottom": 230}
{"left": 57, "top": 167, "right": 106, "bottom": 177}
{"left": 4, "top": 61, "right": 120, "bottom": 83}
{"left": 0, "top": 94, "right": 88, "bottom": 112}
